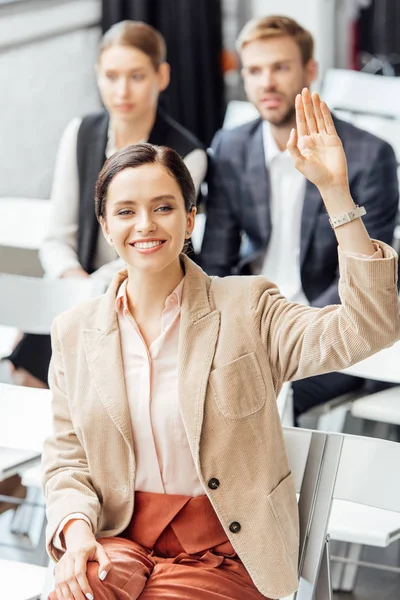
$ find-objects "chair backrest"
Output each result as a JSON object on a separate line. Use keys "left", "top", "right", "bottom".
{"left": 321, "top": 69, "right": 400, "bottom": 170}
{"left": 283, "top": 427, "right": 314, "bottom": 493}
{"left": 332, "top": 433, "right": 400, "bottom": 513}
{"left": 322, "top": 68, "right": 400, "bottom": 121}
{"left": 283, "top": 426, "right": 332, "bottom": 595}
{"left": 0, "top": 273, "right": 106, "bottom": 334}
{"left": 293, "top": 428, "right": 400, "bottom": 598}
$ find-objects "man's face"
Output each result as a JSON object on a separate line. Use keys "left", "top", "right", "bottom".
{"left": 241, "top": 36, "right": 316, "bottom": 126}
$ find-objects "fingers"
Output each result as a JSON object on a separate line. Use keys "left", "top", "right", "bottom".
{"left": 55, "top": 554, "right": 90, "bottom": 600}
{"left": 311, "top": 92, "right": 326, "bottom": 134}
{"left": 96, "top": 544, "right": 112, "bottom": 581}
{"left": 286, "top": 128, "right": 305, "bottom": 171}
{"left": 75, "top": 553, "right": 94, "bottom": 599}
{"left": 302, "top": 88, "right": 318, "bottom": 134}
{"left": 57, "top": 577, "right": 86, "bottom": 600}
{"left": 297, "top": 89, "right": 337, "bottom": 137}
{"left": 295, "top": 93, "right": 308, "bottom": 138}
{"left": 320, "top": 99, "right": 338, "bottom": 135}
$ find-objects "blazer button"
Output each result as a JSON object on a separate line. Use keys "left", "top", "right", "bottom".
{"left": 229, "top": 521, "right": 241, "bottom": 533}
{"left": 208, "top": 478, "right": 220, "bottom": 490}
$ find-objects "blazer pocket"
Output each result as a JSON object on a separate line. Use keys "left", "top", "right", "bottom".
{"left": 267, "top": 472, "right": 299, "bottom": 555}
{"left": 209, "top": 352, "right": 266, "bottom": 419}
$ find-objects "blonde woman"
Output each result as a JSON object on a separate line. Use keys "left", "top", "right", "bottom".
{"left": 9, "top": 20, "right": 206, "bottom": 389}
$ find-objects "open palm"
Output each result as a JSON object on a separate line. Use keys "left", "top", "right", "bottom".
{"left": 287, "top": 89, "right": 348, "bottom": 190}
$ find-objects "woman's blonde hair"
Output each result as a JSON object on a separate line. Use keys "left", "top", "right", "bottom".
{"left": 98, "top": 20, "right": 167, "bottom": 70}
{"left": 236, "top": 15, "right": 314, "bottom": 66}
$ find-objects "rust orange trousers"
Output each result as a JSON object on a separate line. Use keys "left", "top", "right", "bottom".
{"left": 49, "top": 491, "right": 271, "bottom": 599}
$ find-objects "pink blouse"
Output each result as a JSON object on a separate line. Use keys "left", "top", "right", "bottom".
{"left": 115, "top": 277, "right": 204, "bottom": 496}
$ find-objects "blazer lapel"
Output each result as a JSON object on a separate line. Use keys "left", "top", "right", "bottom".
{"left": 300, "top": 181, "right": 323, "bottom": 267}
{"left": 244, "top": 121, "right": 272, "bottom": 247}
{"left": 178, "top": 257, "right": 220, "bottom": 464}
{"left": 82, "top": 271, "right": 133, "bottom": 450}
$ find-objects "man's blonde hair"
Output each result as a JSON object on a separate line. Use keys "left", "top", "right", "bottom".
{"left": 236, "top": 15, "right": 314, "bottom": 66}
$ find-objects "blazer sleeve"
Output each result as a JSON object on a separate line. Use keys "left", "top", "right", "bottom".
{"left": 311, "top": 140, "right": 399, "bottom": 308}
{"left": 200, "top": 130, "right": 242, "bottom": 276}
{"left": 42, "top": 318, "right": 101, "bottom": 561}
{"left": 251, "top": 241, "right": 400, "bottom": 384}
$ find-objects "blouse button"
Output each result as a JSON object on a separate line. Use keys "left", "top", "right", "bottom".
{"left": 208, "top": 478, "right": 220, "bottom": 490}
{"left": 229, "top": 522, "right": 241, "bottom": 534}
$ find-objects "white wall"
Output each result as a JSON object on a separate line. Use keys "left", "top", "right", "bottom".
{"left": 251, "top": 0, "right": 337, "bottom": 86}
{"left": 0, "top": 0, "right": 102, "bottom": 198}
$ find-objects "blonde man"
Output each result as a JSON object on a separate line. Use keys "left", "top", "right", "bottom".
{"left": 201, "top": 15, "right": 399, "bottom": 419}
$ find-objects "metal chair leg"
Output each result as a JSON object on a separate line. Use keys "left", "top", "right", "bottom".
{"left": 315, "top": 537, "right": 333, "bottom": 600}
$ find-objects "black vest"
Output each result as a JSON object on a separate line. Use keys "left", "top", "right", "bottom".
{"left": 76, "top": 109, "right": 204, "bottom": 273}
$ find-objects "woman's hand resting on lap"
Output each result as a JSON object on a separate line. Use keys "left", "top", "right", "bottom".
{"left": 54, "top": 519, "right": 111, "bottom": 600}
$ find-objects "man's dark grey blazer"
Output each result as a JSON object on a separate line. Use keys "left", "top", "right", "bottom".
{"left": 200, "top": 117, "right": 399, "bottom": 306}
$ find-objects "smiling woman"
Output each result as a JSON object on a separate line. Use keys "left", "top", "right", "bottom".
{"left": 43, "top": 92, "right": 400, "bottom": 600}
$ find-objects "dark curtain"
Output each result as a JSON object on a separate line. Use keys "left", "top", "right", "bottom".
{"left": 358, "top": 0, "right": 400, "bottom": 75}
{"left": 101, "top": 0, "right": 225, "bottom": 145}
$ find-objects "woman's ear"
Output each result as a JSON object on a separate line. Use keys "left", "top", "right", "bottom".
{"left": 158, "top": 62, "right": 171, "bottom": 92}
{"left": 185, "top": 206, "right": 197, "bottom": 238}
{"left": 99, "top": 217, "right": 113, "bottom": 246}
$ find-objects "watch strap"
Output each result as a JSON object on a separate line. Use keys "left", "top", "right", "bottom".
{"left": 329, "top": 205, "right": 367, "bottom": 229}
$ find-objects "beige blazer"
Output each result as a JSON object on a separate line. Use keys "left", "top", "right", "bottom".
{"left": 42, "top": 243, "right": 400, "bottom": 599}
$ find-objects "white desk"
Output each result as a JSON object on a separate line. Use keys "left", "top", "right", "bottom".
{"left": 0, "top": 197, "right": 50, "bottom": 250}
{"left": 340, "top": 341, "right": 400, "bottom": 384}
{"left": 0, "top": 559, "right": 47, "bottom": 600}
{"left": 0, "top": 447, "right": 40, "bottom": 482}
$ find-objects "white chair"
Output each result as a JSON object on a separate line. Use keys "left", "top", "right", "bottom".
{"left": 0, "top": 273, "right": 105, "bottom": 375}
{"left": 326, "top": 434, "right": 400, "bottom": 593}
{"left": 321, "top": 68, "right": 400, "bottom": 223}
{"left": 324, "top": 344, "right": 400, "bottom": 591}
{"left": 0, "top": 197, "right": 51, "bottom": 278}
{"left": 322, "top": 68, "right": 400, "bottom": 123}
{"left": 0, "top": 273, "right": 105, "bottom": 337}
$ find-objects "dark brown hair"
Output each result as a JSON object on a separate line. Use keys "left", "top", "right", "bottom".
{"left": 98, "top": 20, "right": 167, "bottom": 70}
{"left": 237, "top": 15, "right": 314, "bottom": 65}
{"left": 95, "top": 143, "right": 196, "bottom": 220}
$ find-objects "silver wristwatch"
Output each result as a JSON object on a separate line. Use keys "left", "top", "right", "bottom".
{"left": 329, "top": 205, "right": 367, "bottom": 229}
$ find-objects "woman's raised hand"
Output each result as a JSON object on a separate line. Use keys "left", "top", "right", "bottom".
{"left": 287, "top": 88, "right": 349, "bottom": 193}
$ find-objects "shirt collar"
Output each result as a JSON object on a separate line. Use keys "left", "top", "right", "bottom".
{"left": 115, "top": 277, "right": 185, "bottom": 314}
{"left": 262, "top": 120, "right": 290, "bottom": 166}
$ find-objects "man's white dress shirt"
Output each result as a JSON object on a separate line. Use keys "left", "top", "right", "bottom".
{"left": 261, "top": 121, "right": 309, "bottom": 305}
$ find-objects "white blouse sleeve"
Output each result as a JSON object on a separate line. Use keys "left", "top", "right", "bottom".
{"left": 183, "top": 148, "right": 208, "bottom": 196}
{"left": 39, "top": 118, "right": 83, "bottom": 278}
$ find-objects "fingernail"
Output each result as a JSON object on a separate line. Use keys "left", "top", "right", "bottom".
{"left": 86, "top": 594, "right": 94, "bottom": 600}
{"left": 99, "top": 570, "right": 107, "bottom": 581}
